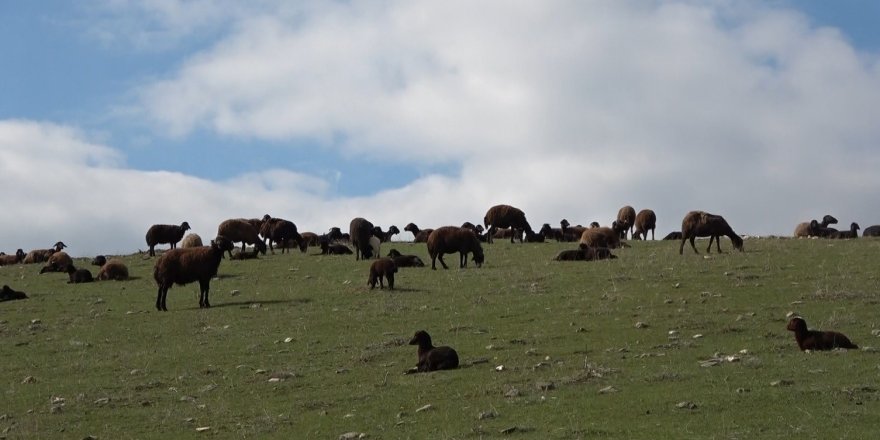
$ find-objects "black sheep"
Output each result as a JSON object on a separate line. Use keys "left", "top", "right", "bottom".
{"left": 1, "top": 285, "right": 28, "bottom": 301}
{"left": 787, "top": 317, "right": 858, "bottom": 351}
{"left": 153, "top": 236, "right": 235, "bottom": 311}
{"left": 368, "top": 258, "right": 398, "bottom": 289}
{"left": 145, "top": 222, "right": 190, "bottom": 257}
{"left": 66, "top": 265, "right": 94, "bottom": 284}
{"left": 386, "top": 249, "right": 425, "bottom": 267}
{"left": 408, "top": 330, "right": 459, "bottom": 372}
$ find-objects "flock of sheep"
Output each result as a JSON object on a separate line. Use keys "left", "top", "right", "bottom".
{"left": 1, "top": 204, "right": 873, "bottom": 363}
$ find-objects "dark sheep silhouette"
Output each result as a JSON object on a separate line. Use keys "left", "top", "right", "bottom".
{"left": 633, "top": 209, "right": 656, "bottom": 240}
{"left": 39, "top": 251, "right": 73, "bottom": 273}
{"left": 1, "top": 285, "right": 28, "bottom": 301}
{"left": 786, "top": 317, "right": 858, "bottom": 351}
{"left": 96, "top": 259, "right": 129, "bottom": 281}
{"left": 408, "top": 330, "right": 459, "bottom": 372}
{"left": 616, "top": 205, "right": 636, "bottom": 239}
{"left": 829, "top": 222, "right": 860, "bottom": 239}
{"left": 863, "top": 225, "right": 880, "bottom": 237}
{"left": 426, "top": 226, "right": 485, "bottom": 270}
{"left": 349, "top": 217, "right": 375, "bottom": 260}
{"left": 579, "top": 227, "right": 622, "bottom": 249}
{"left": 319, "top": 238, "right": 353, "bottom": 255}
{"left": 484, "top": 204, "right": 533, "bottom": 244}
{"left": 404, "top": 223, "right": 433, "bottom": 243}
{"left": 387, "top": 249, "right": 426, "bottom": 267}
{"left": 260, "top": 217, "right": 307, "bottom": 254}
{"left": 217, "top": 218, "right": 267, "bottom": 257}
{"left": 679, "top": 211, "right": 743, "bottom": 255}
{"left": 145, "top": 222, "right": 190, "bottom": 257}
{"left": 794, "top": 214, "right": 838, "bottom": 237}
{"left": 662, "top": 231, "right": 683, "bottom": 240}
{"left": 368, "top": 257, "right": 398, "bottom": 289}
{"left": 153, "top": 236, "right": 234, "bottom": 311}
{"left": 553, "top": 244, "right": 617, "bottom": 261}
{"left": 66, "top": 265, "right": 94, "bottom": 284}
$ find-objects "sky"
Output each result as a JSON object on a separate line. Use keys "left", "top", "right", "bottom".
{"left": 1, "top": 0, "right": 879, "bottom": 256}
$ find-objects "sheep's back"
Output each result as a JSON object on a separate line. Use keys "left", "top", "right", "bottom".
{"left": 217, "top": 219, "right": 260, "bottom": 243}
{"left": 484, "top": 204, "right": 528, "bottom": 229}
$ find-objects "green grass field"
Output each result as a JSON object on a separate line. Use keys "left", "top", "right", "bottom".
{"left": 2, "top": 237, "right": 879, "bottom": 439}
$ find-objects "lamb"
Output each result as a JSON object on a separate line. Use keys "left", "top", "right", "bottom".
{"left": 386, "top": 249, "right": 426, "bottom": 267}
{"left": 863, "top": 225, "right": 880, "bottom": 237}
{"left": 145, "top": 222, "right": 190, "bottom": 257}
{"left": 96, "top": 259, "right": 129, "bottom": 281}
{"left": 217, "top": 219, "right": 267, "bottom": 258}
{"left": 23, "top": 241, "right": 66, "bottom": 264}
{"left": 368, "top": 236, "right": 381, "bottom": 259}
{"left": 181, "top": 233, "right": 203, "bottom": 248}
{"left": 579, "top": 227, "right": 622, "bottom": 249}
{"left": 553, "top": 244, "right": 617, "bottom": 261}
{"left": 66, "top": 265, "right": 94, "bottom": 284}
{"left": 0, "top": 249, "right": 25, "bottom": 266}
{"left": 408, "top": 330, "right": 459, "bottom": 372}
{"left": 368, "top": 257, "right": 398, "bottom": 289}
{"left": 633, "top": 209, "right": 657, "bottom": 240}
{"left": 319, "top": 238, "right": 353, "bottom": 255}
{"left": 404, "top": 223, "right": 433, "bottom": 243}
{"left": 91, "top": 255, "right": 107, "bottom": 266}
{"left": 828, "top": 222, "right": 860, "bottom": 239}
{"left": 426, "top": 226, "right": 485, "bottom": 270}
{"left": 39, "top": 251, "right": 73, "bottom": 273}
{"left": 786, "top": 317, "right": 858, "bottom": 351}
{"left": 616, "top": 206, "right": 636, "bottom": 239}
{"left": 1, "top": 285, "right": 28, "bottom": 301}
{"left": 260, "top": 217, "right": 307, "bottom": 253}
{"left": 679, "top": 211, "right": 744, "bottom": 255}
{"left": 483, "top": 204, "right": 534, "bottom": 244}
{"left": 153, "top": 235, "right": 235, "bottom": 311}
{"left": 349, "top": 217, "right": 376, "bottom": 260}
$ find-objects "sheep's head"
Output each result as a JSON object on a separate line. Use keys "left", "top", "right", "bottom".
{"left": 540, "top": 224, "right": 553, "bottom": 235}
{"left": 472, "top": 248, "right": 485, "bottom": 268}
{"left": 731, "top": 234, "right": 744, "bottom": 251}
{"left": 212, "top": 235, "right": 235, "bottom": 253}
{"left": 388, "top": 225, "right": 400, "bottom": 235}
{"left": 181, "top": 221, "right": 191, "bottom": 231}
{"left": 786, "top": 317, "right": 806, "bottom": 332}
{"left": 409, "top": 330, "right": 432, "bottom": 346}
{"left": 53, "top": 241, "right": 67, "bottom": 251}
{"left": 403, "top": 223, "right": 418, "bottom": 233}
{"left": 821, "top": 215, "right": 838, "bottom": 226}
{"left": 560, "top": 219, "right": 570, "bottom": 229}
{"left": 387, "top": 249, "right": 402, "bottom": 257}
{"left": 91, "top": 255, "right": 107, "bottom": 267}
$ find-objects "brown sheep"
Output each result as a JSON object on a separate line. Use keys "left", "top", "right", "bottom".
{"left": 633, "top": 209, "right": 657, "bottom": 240}
{"left": 153, "top": 235, "right": 235, "bottom": 311}
{"left": 786, "top": 317, "right": 858, "bottom": 351}
{"left": 387, "top": 249, "right": 426, "bottom": 267}
{"left": 349, "top": 217, "right": 375, "bottom": 260}
{"left": 145, "top": 222, "right": 190, "bottom": 257}
{"left": 404, "top": 223, "right": 432, "bottom": 242}
{"left": 560, "top": 219, "right": 585, "bottom": 242}
{"left": 483, "top": 204, "right": 533, "bottom": 244}
{"left": 0, "top": 249, "right": 26, "bottom": 266}
{"left": 260, "top": 217, "right": 307, "bottom": 254}
{"left": 679, "top": 211, "right": 743, "bottom": 255}
{"left": 181, "top": 233, "right": 203, "bottom": 248}
{"left": 319, "top": 238, "right": 353, "bottom": 255}
{"left": 616, "top": 206, "right": 636, "bottom": 239}
{"left": 96, "top": 259, "right": 129, "bottom": 281}
{"left": 829, "top": 222, "right": 860, "bottom": 239}
{"left": 66, "top": 265, "right": 94, "bottom": 284}
{"left": 426, "top": 226, "right": 485, "bottom": 270}
{"left": 408, "top": 330, "right": 459, "bottom": 372}
{"left": 368, "top": 257, "right": 398, "bottom": 289}
{"left": 794, "top": 214, "right": 838, "bottom": 237}
{"left": 1, "top": 285, "right": 28, "bottom": 301}
{"left": 39, "top": 251, "right": 73, "bottom": 273}
{"left": 23, "top": 241, "right": 66, "bottom": 264}
{"left": 300, "top": 232, "right": 320, "bottom": 246}
{"left": 217, "top": 219, "right": 267, "bottom": 258}
{"left": 579, "top": 227, "right": 622, "bottom": 249}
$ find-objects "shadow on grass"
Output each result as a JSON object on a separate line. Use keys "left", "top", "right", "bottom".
{"left": 372, "top": 287, "right": 429, "bottom": 293}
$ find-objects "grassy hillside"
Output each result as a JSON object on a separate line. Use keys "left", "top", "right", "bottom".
{"left": 2, "top": 237, "right": 879, "bottom": 439}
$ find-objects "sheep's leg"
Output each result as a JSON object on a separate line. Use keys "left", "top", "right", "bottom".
{"left": 388, "top": 273, "right": 394, "bottom": 290}
{"left": 486, "top": 226, "right": 495, "bottom": 244}
{"left": 199, "top": 279, "right": 211, "bottom": 308}
{"left": 437, "top": 254, "right": 449, "bottom": 270}
{"left": 679, "top": 237, "right": 686, "bottom": 254}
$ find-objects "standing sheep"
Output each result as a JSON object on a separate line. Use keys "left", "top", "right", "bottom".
{"left": 349, "top": 217, "right": 375, "bottom": 260}
{"left": 368, "top": 258, "right": 398, "bottom": 289}
{"left": 633, "top": 209, "right": 656, "bottom": 240}
{"left": 153, "top": 236, "right": 235, "bottom": 311}
{"left": 181, "top": 233, "right": 203, "bottom": 248}
{"left": 0, "top": 249, "right": 26, "bottom": 266}
{"left": 373, "top": 225, "right": 400, "bottom": 243}
{"left": 145, "top": 222, "right": 190, "bottom": 257}
{"left": 426, "top": 227, "right": 485, "bottom": 270}
{"left": 616, "top": 206, "right": 636, "bottom": 239}
{"left": 23, "top": 241, "right": 66, "bottom": 264}
{"left": 484, "top": 204, "right": 533, "bottom": 244}
{"left": 260, "top": 218, "right": 307, "bottom": 254}
{"left": 679, "top": 211, "right": 743, "bottom": 255}
{"left": 217, "top": 219, "right": 267, "bottom": 258}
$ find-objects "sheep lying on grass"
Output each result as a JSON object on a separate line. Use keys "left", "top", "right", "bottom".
{"left": 786, "top": 317, "right": 858, "bottom": 351}
{"left": 368, "top": 258, "right": 398, "bottom": 290}
{"left": 829, "top": 222, "right": 860, "bottom": 239}
{"left": 1, "top": 285, "right": 28, "bottom": 301}
{"left": 0, "top": 249, "right": 25, "bottom": 266}
{"left": 863, "top": 225, "right": 880, "bottom": 237}
{"left": 387, "top": 249, "right": 425, "bottom": 267}
{"left": 66, "top": 265, "right": 94, "bottom": 284}
{"left": 552, "top": 245, "right": 617, "bottom": 261}
{"left": 319, "top": 239, "right": 353, "bottom": 255}
{"left": 24, "top": 241, "right": 66, "bottom": 264}
{"left": 794, "top": 214, "right": 838, "bottom": 238}
{"left": 96, "top": 259, "right": 129, "bottom": 281}
{"left": 408, "top": 330, "right": 459, "bottom": 372}
{"left": 181, "top": 233, "right": 203, "bottom": 248}
{"left": 145, "top": 222, "right": 190, "bottom": 257}
{"left": 427, "top": 227, "right": 485, "bottom": 270}
{"left": 39, "top": 251, "right": 73, "bottom": 273}
{"left": 153, "top": 236, "right": 235, "bottom": 311}
{"left": 579, "top": 227, "right": 622, "bottom": 249}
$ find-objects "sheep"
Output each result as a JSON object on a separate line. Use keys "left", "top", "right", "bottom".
{"left": 408, "top": 330, "right": 459, "bottom": 372}
{"left": 662, "top": 231, "right": 683, "bottom": 240}
{"left": 349, "top": 217, "right": 376, "bottom": 260}
{"left": 386, "top": 249, "right": 426, "bottom": 267}
{"left": 260, "top": 218, "right": 307, "bottom": 254}
{"left": 829, "top": 222, "right": 860, "bottom": 239}
{"left": 66, "top": 265, "right": 94, "bottom": 284}
{"left": 794, "top": 214, "right": 839, "bottom": 237}
{"left": 96, "top": 259, "right": 129, "bottom": 281}
{"left": 1, "top": 285, "right": 28, "bottom": 301}
{"left": 39, "top": 251, "right": 73, "bottom": 273}
{"left": 404, "top": 223, "right": 433, "bottom": 243}
{"left": 786, "top": 317, "right": 858, "bottom": 351}
{"left": 679, "top": 211, "right": 743, "bottom": 255}
{"left": 426, "top": 226, "right": 485, "bottom": 270}
{"left": 553, "top": 244, "right": 617, "bottom": 261}
{"left": 616, "top": 206, "right": 636, "bottom": 239}
{"left": 863, "top": 225, "right": 880, "bottom": 237}
{"left": 633, "top": 209, "right": 657, "bottom": 240}
{"left": 460, "top": 222, "right": 485, "bottom": 235}
{"left": 230, "top": 248, "right": 261, "bottom": 260}
{"left": 217, "top": 219, "right": 267, "bottom": 258}
{"left": 539, "top": 223, "right": 563, "bottom": 241}
{"left": 327, "top": 227, "right": 344, "bottom": 242}
{"left": 145, "top": 222, "right": 190, "bottom": 257}
{"left": 560, "top": 219, "right": 585, "bottom": 242}
{"left": 372, "top": 225, "right": 400, "bottom": 243}
{"left": 524, "top": 229, "right": 546, "bottom": 242}
{"left": 483, "top": 204, "right": 534, "bottom": 244}
{"left": 579, "top": 227, "right": 622, "bottom": 249}
{"left": 300, "top": 232, "right": 320, "bottom": 246}
{"left": 368, "top": 236, "right": 381, "bottom": 259}
{"left": 153, "top": 235, "right": 235, "bottom": 311}
{"left": 319, "top": 238, "right": 353, "bottom": 255}
{"left": 181, "top": 233, "right": 203, "bottom": 248}
{"left": 91, "top": 255, "right": 107, "bottom": 267}
{"left": 368, "top": 257, "right": 398, "bottom": 289}
{"left": 0, "top": 249, "right": 25, "bottom": 266}
{"left": 23, "top": 241, "right": 66, "bottom": 264}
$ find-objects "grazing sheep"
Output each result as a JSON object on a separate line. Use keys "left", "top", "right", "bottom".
{"left": 662, "top": 231, "right": 683, "bottom": 240}
{"left": 96, "top": 259, "right": 129, "bottom": 281}
{"left": 829, "top": 222, "right": 860, "bottom": 239}
{"left": 39, "top": 251, "right": 73, "bottom": 273}
{"left": 404, "top": 223, "right": 433, "bottom": 243}
{"left": 427, "top": 226, "right": 485, "bottom": 270}
{"left": 786, "top": 317, "right": 858, "bottom": 351}
{"left": 679, "top": 211, "right": 743, "bottom": 255}
{"left": 408, "top": 330, "right": 459, "bottom": 372}
{"left": 633, "top": 209, "right": 657, "bottom": 240}
{"left": 387, "top": 249, "right": 426, "bottom": 267}
{"left": 0, "top": 249, "right": 25, "bottom": 266}
{"left": 300, "top": 232, "right": 320, "bottom": 246}
{"left": 1, "top": 285, "right": 28, "bottom": 301}
{"left": 217, "top": 219, "right": 267, "bottom": 258}
{"left": 484, "top": 204, "right": 533, "bottom": 244}
{"left": 616, "top": 206, "right": 636, "bottom": 239}
{"left": 153, "top": 236, "right": 235, "bottom": 311}
{"left": 181, "top": 233, "right": 203, "bottom": 248}
{"left": 863, "top": 225, "right": 880, "bottom": 237}
{"left": 349, "top": 217, "right": 376, "bottom": 260}
{"left": 319, "top": 239, "right": 353, "bottom": 255}
{"left": 66, "top": 265, "right": 94, "bottom": 284}
{"left": 368, "top": 257, "right": 398, "bottom": 289}
{"left": 579, "top": 227, "right": 622, "bottom": 249}
{"left": 145, "top": 222, "right": 190, "bottom": 257}
{"left": 23, "top": 241, "right": 66, "bottom": 264}
{"left": 260, "top": 218, "right": 307, "bottom": 254}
